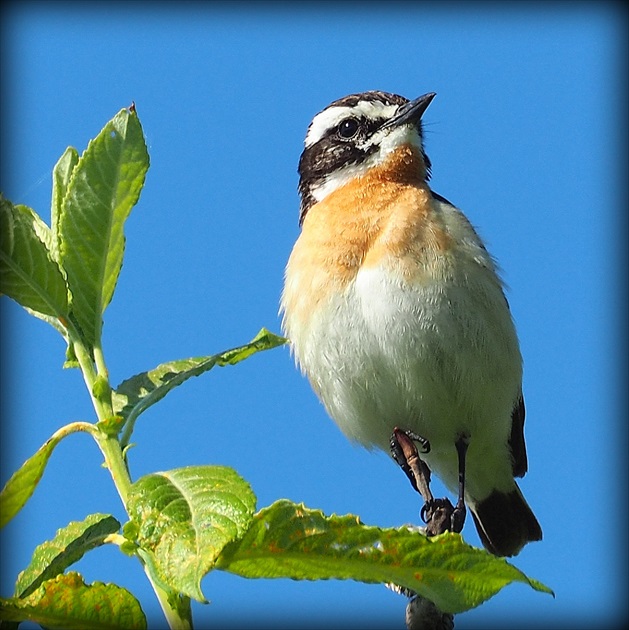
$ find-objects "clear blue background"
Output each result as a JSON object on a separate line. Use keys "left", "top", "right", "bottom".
{"left": 1, "top": 3, "right": 626, "bottom": 629}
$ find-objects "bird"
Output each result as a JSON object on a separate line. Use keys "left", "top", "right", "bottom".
{"left": 280, "top": 90, "right": 542, "bottom": 557}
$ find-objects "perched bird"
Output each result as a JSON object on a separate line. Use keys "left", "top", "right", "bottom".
{"left": 281, "top": 90, "right": 542, "bottom": 557}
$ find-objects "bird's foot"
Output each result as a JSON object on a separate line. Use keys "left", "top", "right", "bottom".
{"left": 421, "top": 498, "right": 466, "bottom": 535}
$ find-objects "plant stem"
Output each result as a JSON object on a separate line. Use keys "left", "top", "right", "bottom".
{"left": 93, "top": 343, "right": 110, "bottom": 383}
{"left": 84, "top": 392, "right": 193, "bottom": 628}
{"left": 149, "top": 582, "right": 193, "bottom": 630}
{"left": 94, "top": 433, "right": 132, "bottom": 506}
{"left": 92, "top": 423, "right": 194, "bottom": 628}
{"left": 72, "top": 339, "right": 113, "bottom": 419}
{"left": 70, "top": 332, "right": 194, "bottom": 628}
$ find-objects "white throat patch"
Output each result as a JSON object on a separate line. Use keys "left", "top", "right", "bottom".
{"left": 310, "top": 124, "right": 423, "bottom": 203}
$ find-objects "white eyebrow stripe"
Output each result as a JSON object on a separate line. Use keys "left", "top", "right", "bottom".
{"left": 305, "top": 101, "right": 400, "bottom": 147}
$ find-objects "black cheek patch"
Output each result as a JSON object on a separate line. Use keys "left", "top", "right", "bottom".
{"left": 297, "top": 140, "right": 377, "bottom": 226}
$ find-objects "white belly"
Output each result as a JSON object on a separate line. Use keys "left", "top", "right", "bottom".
{"left": 287, "top": 261, "right": 522, "bottom": 501}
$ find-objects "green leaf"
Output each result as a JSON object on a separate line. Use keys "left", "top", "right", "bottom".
{"left": 0, "top": 195, "right": 69, "bottom": 322}
{"left": 113, "top": 328, "right": 287, "bottom": 425}
{"left": 0, "top": 432, "right": 65, "bottom": 528}
{"left": 0, "top": 572, "right": 146, "bottom": 630}
{"left": 14, "top": 513, "right": 121, "bottom": 598}
{"left": 58, "top": 106, "right": 149, "bottom": 349}
{"left": 216, "top": 327, "right": 288, "bottom": 366}
{"left": 51, "top": 146, "right": 80, "bottom": 262}
{"left": 216, "top": 500, "right": 553, "bottom": 615}
{"left": 126, "top": 466, "right": 256, "bottom": 601}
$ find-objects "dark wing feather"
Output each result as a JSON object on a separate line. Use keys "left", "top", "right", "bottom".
{"left": 509, "top": 395, "right": 528, "bottom": 478}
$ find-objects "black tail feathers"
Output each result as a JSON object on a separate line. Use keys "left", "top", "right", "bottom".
{"left": 470, "top": 485, "right": 542, "bottom": 557}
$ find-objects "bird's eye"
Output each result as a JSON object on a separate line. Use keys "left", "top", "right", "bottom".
{"left": 337, "top": 118, "right": 360, "bottom": 139}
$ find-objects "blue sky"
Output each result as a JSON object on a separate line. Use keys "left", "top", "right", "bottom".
{"left": 1, "top": 3, "right": 626, "bottom": 629}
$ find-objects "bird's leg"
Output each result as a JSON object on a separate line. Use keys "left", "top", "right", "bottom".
{"left": 450, "top": 434, "right": 470, "bottom": 534}
{"left": 391, "top": 428, "right": 471, "bottom": 538}
{"left": 390, "top": 428, "right": 453, "bottom": 536}
{"left": 388, "top": 429, "right": 458, "bottom": 630}
{"left": 390, "top": 427, "right": 433, "bottom": 503}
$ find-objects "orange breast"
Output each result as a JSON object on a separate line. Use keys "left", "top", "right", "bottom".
{"left": 283, "top": 145, "right": 454, "bottom": 330}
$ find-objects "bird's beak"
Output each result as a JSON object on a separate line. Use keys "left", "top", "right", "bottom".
{"left": 381, "top": 92, "right": 436, "bottom": 130}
